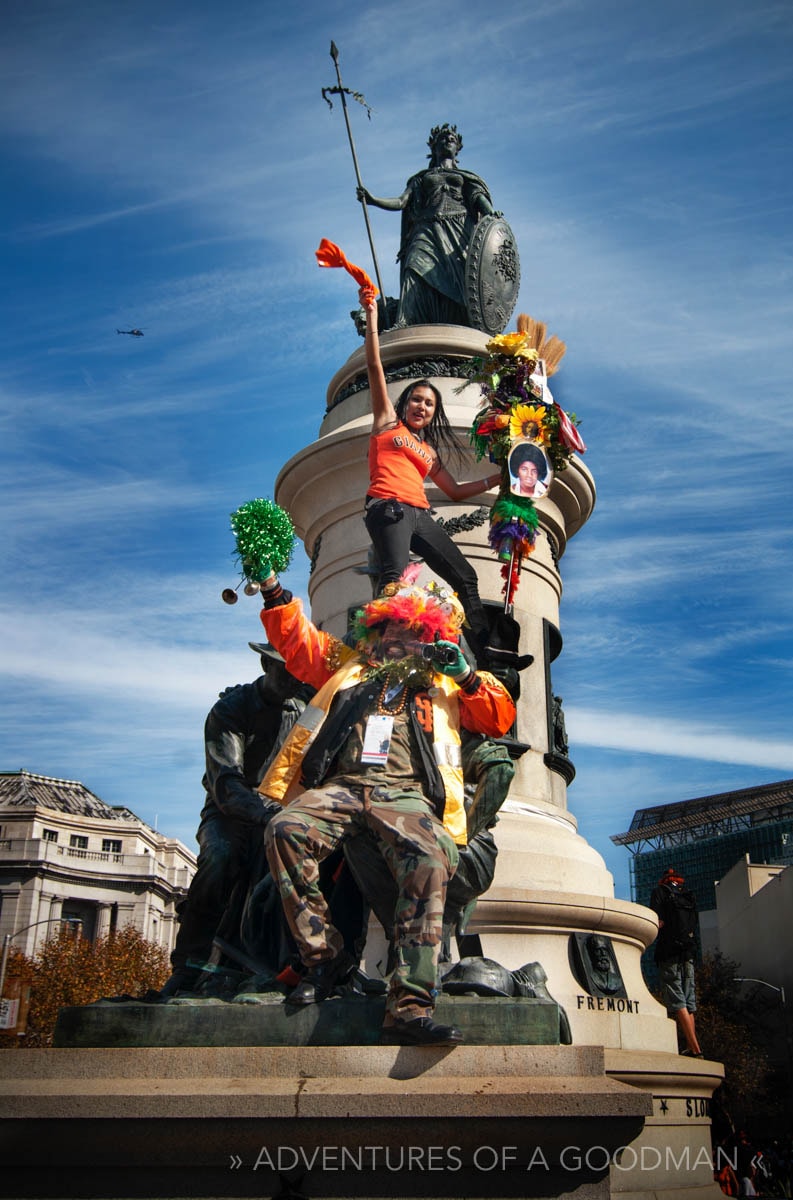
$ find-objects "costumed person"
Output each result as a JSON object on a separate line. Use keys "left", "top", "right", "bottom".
{"left": 649, "top": 866, "right": 703, "bottom": 1057}
{"left": 357, "top": 123, "right": 497, "bottom": 327}
{"left": 509, "top": 441, "right": 550, "bottom": 499}
{"left": 159, "top": 644, "right": 354, "bottom": 997}
{"left": 361, "top": 287, "right": 500, "bottom": 667}
{"left": 256, "top": 568, "right": 515, "bottom": 1045}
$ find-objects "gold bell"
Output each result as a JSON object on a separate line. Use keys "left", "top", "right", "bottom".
{"left": 243, "top": 580, "right": 261, "bottom": 596}
{"left": 221, "top": 587, "right": 239, "bottom": 605}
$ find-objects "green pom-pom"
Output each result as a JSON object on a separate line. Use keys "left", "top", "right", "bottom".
{"left": 230, "top": 498, "right": 296, "bottom": 582}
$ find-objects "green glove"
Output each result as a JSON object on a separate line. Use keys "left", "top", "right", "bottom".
{"left": 432, "top": 640, "right": 472, "bottom": 681}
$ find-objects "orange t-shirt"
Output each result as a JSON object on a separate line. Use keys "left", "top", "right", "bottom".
{"left": 368, "top": 421, "right": 437, "bottom": 510}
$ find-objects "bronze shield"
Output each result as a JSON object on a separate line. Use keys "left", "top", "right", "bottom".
{"left": 464, "top": 215, "right": 521, "bottom": 334}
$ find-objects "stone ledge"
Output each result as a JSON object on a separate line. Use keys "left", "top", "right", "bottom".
{"left": 1, "top": 1071, "right": 648, "bottom": 1120}
{"left": 475, "top": 889, "right": 659, "bottom": 949}
{"left": 1, "top": 1041, "right": 652, "bottom": 1124}
{"left": 603, "top": 1047, "right": 724, "bottom": 1094}
{"left": 1, "top": 1043, "right": 601, "bottom": 1082}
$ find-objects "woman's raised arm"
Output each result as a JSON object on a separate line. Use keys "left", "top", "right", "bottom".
{"left": 361, "top": 289, "right": 397, "bottom": 433}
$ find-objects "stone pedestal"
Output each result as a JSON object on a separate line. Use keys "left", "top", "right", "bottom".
{"left": 0, "top": 1029, "right": 725, "bottom": 1200}
{"left": 1, "top": 1042, "right": 663, "bottom": 1199}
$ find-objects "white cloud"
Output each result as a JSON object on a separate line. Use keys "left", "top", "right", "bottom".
{"left": 567, "top": 706, "right": 793, "bottom": 771}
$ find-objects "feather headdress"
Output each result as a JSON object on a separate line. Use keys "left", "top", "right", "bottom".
{"left": 351, "top": 569, "right": 465, "bottom": 646}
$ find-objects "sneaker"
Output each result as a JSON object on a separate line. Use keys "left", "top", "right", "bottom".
{"left": 380, "top": 1016, "right": 464, "bottom": 1046}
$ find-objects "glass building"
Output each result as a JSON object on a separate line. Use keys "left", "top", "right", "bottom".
{"left": 611, "top": 778, "right": 793, "bottom": 986}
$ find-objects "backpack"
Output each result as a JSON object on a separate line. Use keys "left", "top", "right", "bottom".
{"left": 661, "top": 885, "right": 698, "bottom": 953}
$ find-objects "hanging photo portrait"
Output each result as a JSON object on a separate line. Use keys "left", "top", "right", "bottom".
{"left": 508, "top": 439, "right": 553, "bottom": 499}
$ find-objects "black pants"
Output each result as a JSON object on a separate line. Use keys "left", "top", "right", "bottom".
{"left": 364, "top": 499, "right": 489, "bottom": 648}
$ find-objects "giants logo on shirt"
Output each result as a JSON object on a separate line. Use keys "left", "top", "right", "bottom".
{"left": 414, "top": 695, "right": 434, "bottom": 733}
{"left": 393, "top": 433, "right": 434, "bottom": 468}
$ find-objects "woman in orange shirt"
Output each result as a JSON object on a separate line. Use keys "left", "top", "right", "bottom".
{"left": 361, "top": 289, "right": 500, "bottom": 665}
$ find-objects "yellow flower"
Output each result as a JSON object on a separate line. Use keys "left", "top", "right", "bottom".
{"left": 485, "top": 332, "right": 540, "bottom": 361}
{"left": 509, "top": 404, "right": 549, "bottom": 443}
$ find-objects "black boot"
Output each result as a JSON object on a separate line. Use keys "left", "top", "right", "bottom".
{"left": 380, "top": 1015, "right": 464, "bottom": 1046}
{"left": 287, "top": 951, "right": 356, "bottom": 1006}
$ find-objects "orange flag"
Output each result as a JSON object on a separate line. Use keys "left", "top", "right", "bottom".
{"left": 315, "top": 238, "right": 378, "bottom": 302}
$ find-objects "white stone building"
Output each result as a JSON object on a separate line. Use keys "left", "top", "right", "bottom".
{"left": 715, "top": 855, "right": 793, "bottom": 1003}
{"left": 0, "top": 770, "right": 195, "bottom": 958}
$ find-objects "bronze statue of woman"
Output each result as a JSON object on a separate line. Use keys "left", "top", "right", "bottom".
{"left": 358, "top": 124, "right": 499, "bottom": 327}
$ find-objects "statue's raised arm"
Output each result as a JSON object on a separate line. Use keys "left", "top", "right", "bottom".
{"left": 359, "top": 124, "right": 519, "bottom": 333}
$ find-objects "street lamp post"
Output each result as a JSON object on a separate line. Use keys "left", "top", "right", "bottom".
{"left": 733, "top": 977, "right": 786, "bottom": 1007}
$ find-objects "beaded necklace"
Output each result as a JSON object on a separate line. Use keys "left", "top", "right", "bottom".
{"left": 376, "top": 676, "right": 408, "bottom": 716}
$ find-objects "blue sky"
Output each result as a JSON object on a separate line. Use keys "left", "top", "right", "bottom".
{"left": 2, "top": 0, "right": 792, "bottom": 901}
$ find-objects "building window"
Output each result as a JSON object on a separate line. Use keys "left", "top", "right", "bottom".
{"left": 102, "top": 839, "right": 122, "bottom": 855}
{"left": 43, "top": 829, "right": 59, "bottom": 843}
{"left": 69, "top": 834, "right": 88, "bottom": 850}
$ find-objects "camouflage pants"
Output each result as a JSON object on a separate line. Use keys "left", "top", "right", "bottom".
{"left": 264, "top": 781, "right": 459, "bottom": 1021}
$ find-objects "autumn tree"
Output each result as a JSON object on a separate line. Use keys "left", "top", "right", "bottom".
{"left": 2, "top": 924, "right": 169, "bottom": 1048}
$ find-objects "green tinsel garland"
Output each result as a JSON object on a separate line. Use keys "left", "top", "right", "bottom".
{"left": 490, "top": 495, "right": 540, "bottom": 530}
{"left": 230, "top": 498, "right": 296, "bottom": 582}
{"left": 360, "top": 658, "right": 435, "bottom": 690}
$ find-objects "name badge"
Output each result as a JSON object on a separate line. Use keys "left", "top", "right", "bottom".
{"left": 361, "top": 714, "right": 394, "bottom": 764}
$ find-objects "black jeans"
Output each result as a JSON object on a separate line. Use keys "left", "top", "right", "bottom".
{"left": 364, "top": 499, "right": 489, "bottom": 648}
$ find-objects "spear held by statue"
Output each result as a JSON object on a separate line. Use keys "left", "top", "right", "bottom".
{"left": 323, "top": 42, "right": 388, "bottom": 326}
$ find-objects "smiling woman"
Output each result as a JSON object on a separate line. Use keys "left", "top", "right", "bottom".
{"left": 359, "top": 288, "right": 501, "bottom": 666}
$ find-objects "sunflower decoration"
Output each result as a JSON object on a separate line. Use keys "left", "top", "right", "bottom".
{"left": 459, "top": 315, "right": 586, "bottom": 603}
{"left": 509, "top": 403, "right": 550, "bottom": 445}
